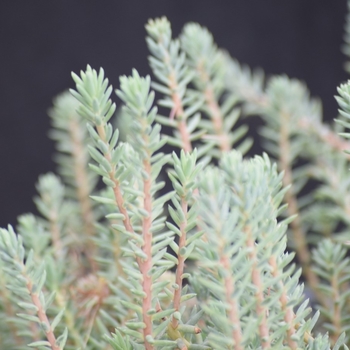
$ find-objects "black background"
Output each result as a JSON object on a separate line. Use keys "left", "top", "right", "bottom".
{"left": 0, "top": 1, "right": 347, "bottom": 227}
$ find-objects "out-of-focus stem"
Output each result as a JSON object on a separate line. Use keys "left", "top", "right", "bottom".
{"left": 279, "top": 112, "right": 327, "bottom": 307}
{"left": 168, "top": 72, "right": 192, "bottom": 153}
{"left": 0, "top": 275, "right": 22, "bottom": 346}
{"left": 140, "top": 159, "right": 153, "bottom": 350}
{"left": 204, "top": 86, "right": 231, "bottom": 152}
{"left": 23, "top": 276, "right": 59, "bottom": 350}
{"left": 298, "top": 117, "right": 350, "bottom": 159}
{"left": 171, "top": 199, "right": 188, "bottom": 330}
{"left": 55, "top": 290, "right": 85, "bottom": 348}
{"left": 197, "top": 61, "right": 230, "bottom": 153}
{"left": 219, "top": 253, "right": 243, "bottom": 349}
{"left": 49, "top": 213, "right": 62, "bottom": 261}
{"left": 246, "top": 230, "right": 270, "bottom": 349}
{"left": 69, "top": 118, "right": 97, "bottom": 271}
{"left": 330, "top": 273, "right": 342, "bottom": 344}
{"left": 232, "top": 71, "right": 350, "bottom": 159}
{"left": 232, "top": 74, "right": 335, "bottom": 308}
{"left": 269, "top": 255, "right": 298, "bottom": 349}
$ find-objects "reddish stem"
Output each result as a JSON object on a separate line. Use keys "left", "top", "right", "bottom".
{"left": 330, "top": 272, "right": 341, "bottom": 343}
{"left": 171, "top": 199, "right": 188, "bottom": 329}
{"left": 196, "top": 60, "right": 230, "bottom": 153}
{"left": 219, "top": 253, "right": 243, "bottom": 349}
{"left": 246, "top": 232, "right": 270, "bottom": 348}
{"left": 170, "top": 88, "right": 192, "bottom": 153}
{"left": 204, "top": 86, "right": 231, "bottom": 152}
{"left": 269, "top": 255, "right": 298, "bottom": 349}
{"left": 141, "top": 159, "right": 154, "bottom": 350}
{"left": 24, "top": 278, "right": 59, "bottom": 350}
{"left": 96, "top": 125, "right": 134, "bottom": 234}
{"left": 69, "top": 119, "right": 97, "bottom": 270}
{"left": 279, "top": 113, "right": 326, "bottom": 307}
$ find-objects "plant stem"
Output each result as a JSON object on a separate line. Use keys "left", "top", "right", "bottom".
{"left": 169, "top": 73, "right": 192, "bottom": 153}
{"left": 331, "top": 272, "right": 341, "bottom": 344}
{"left": 279, "top": 112, "right": 327, "bottom": 307}
{"left": 197, "top": 60, "right": 230, "bottom": 153}
{"left": 245, "top": 225, "right": 270, "bottom": 349}
{"left": 22, "top": 273, "right": 60, "bottom": 350}
{"left": 171, "top": 199, "right": 188, "bottom": 330}
{"left": 69, "top": 118, "right": 97, "bottom": 271}
{"left": 55, "top": 290, "right": 85, "bottom": 348}
{"left": 268, "top": 255, "right": 298, "bottom": 349}
{"left": 141, "top": 159, "right": 153, "bottom": 350}
{"left": 298, "top": 117, "right": 350, "bottom": 159}
{"left": 96, "top": 122, "right": 155, "bottom": 349}
{"left": 96, "top": 125, "right": 134, "bottom": 234}
{"left": 219, "top": 253, "right": 243, "bottom": 349}
{"left": 48, "top": 212, "right": 62, "bottom": 261}
{"left": 204, "top": 85, "right": 230, "bottom": 152}
{"left": 0, "top": 273, "right": 22, "bottom": 346}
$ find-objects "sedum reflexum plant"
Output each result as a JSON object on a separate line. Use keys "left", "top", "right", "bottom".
{"left": 4, "top": 9, "right": 350, "bottom": 350}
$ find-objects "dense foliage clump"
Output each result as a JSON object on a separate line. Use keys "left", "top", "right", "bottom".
{"left": 2, "top": 9, "right": 350, "bottom": 350}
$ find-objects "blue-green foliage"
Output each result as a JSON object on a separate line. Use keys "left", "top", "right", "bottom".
{"left": 0, "top": 226, "right": 68, "bottom": 350}
{"left": 2, "top": 12, "right": 350, "bottom": 350}
{"left": 180, "top": 23, "right": 252, "bottom": 156}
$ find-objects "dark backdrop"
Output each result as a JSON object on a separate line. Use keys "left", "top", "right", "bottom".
{"left": 0, "top": 1, "right": 347, "bottom": 227}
